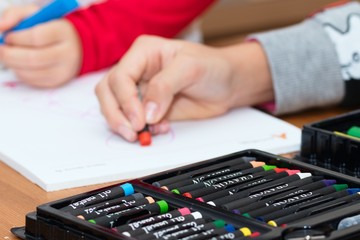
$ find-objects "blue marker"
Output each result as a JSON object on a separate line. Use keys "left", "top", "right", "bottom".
{"left": 0, "top": 0, "right": 79, "bottom": 44}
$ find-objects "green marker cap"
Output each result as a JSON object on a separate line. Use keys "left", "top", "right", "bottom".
{"left": 347, "top": 126, "right": 360, "bottom": 138}
{"left": 88, "top": 219, "right": 96, "bottom": 224}
{"left": 333, "top": 184, "right": 348, "bottom": 192}
{"left": 156, "top": 200, "right": 169, "bottom": 213}
{"left": 262, "top": 165, "right": 277, "bottom": 171}
{"left": 171, "top": 189, "right": 180, "bottom": 194}
{"left": 242, "top": 213, "right": 251, "bottom": 218}
{"left": 213, "top": 219, "right": 226, "bottom": 228}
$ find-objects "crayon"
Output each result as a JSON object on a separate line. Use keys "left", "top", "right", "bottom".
{"left": 163, "top": 161, "right": 265, "bottom": 190}
{"left": 196, "top": 173, "right": 312, "bottom": 203}
{"left": 78, "top": 196, "right": 154, "bottom": 220}
{"left": 122, "top": 212, "right": 203, "bottom": 237}
{"left": 113, "top": 207, "right": 191, "bottom": 233}
{"left": 183, "top": 169, "right": 299, "bottom": 199}
{"left": 179, "top": 224, "right": 236, "bottom": 240}
{"left": 241, "top": 184, "right": 349, "bottom": 218}
{"left": 135, "top": 218, "right": 210, "bottom": 240}
{"left": 268, "top": 191, "right": 360, "bottom": 227}
{"left": 259, "top": 188, "right": 360, "bottom": 223}
{"left": 152, "top": 157, "right": 256, "bottom": 187}
{"left": 207, "top": 175, "right": 320, "bottom": 207}
{"left": 209, "top": 227, "right": 252, "bottom": 239}
{"left": 70, "top": 192, "right": 144, "bottom": 217}
{"left": 171, "top": 165, "right": 276, "bottom": 194}
{"left": 161, "top": 220, "right": 226, "bottom": 240}
{"left": 0, "top": 0, "right": 80, "bottom": 44}
{"left": 88, "top": 200, "right": 168, "bottom": 228}
{"left": 222, "top": 179, "right": 336, "bottom": 211}
{"left": 61, "top": 183, "right": 134, "bottom": 212}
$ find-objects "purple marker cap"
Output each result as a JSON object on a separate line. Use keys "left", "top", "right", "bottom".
{"left": 232, "top": 209, "right": 241, "bottom": 215}
{"left": 323, "top": 179, "right": 337, "bottom": 186}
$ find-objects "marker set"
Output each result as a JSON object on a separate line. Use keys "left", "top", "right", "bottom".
{"left": 11, "top": 147, "right": 360, "bottom": 240}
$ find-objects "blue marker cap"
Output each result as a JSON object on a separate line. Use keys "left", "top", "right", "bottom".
{"left": 225, "top": 224, "right": 235, "bottom": 232}
{"left": 347, "top": 188, "right": 360, "bottom": 195}
{"left": 0, "top": 0, "right": 79, "bottom": 44}
{"left": 120, "top": 183, "right": 135, "bottom": 196}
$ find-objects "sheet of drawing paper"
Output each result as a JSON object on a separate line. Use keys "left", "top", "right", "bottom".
{"left": 0, "top": 70, "right": 301, "bottom": 191}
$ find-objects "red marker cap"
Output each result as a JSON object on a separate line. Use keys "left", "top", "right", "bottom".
{"left": 138, "top": 131, "right": 152, "bottom": 146}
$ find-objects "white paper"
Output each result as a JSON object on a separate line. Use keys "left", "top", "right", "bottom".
{"left": 0, "top": 70, "right": 301, "bottom": 191}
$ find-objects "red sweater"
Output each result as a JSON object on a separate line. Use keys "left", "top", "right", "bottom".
{"left": 65, "top": 0, "right": 215, "bottom": 75}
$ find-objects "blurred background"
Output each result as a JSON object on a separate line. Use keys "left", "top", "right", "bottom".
{"left": 202, "top": 0, "right": 353, "bottom": 45}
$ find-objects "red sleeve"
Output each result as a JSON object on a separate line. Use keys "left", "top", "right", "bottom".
{"left": 65, "top": 0, "right": 216, "bottom": 75}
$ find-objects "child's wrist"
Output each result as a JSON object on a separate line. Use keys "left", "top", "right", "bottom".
{"left": 221, "top": 41, "right": 274, "bottom": 109}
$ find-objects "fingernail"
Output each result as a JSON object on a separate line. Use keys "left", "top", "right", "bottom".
{"left": 145, "top": 101, "right": 158, "bottom": 123}
{"left": 118, "top": 125, "right": 137, "bottom": 142}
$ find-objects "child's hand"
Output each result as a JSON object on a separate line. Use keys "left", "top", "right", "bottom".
{"left": 95, "top": 35, "right": 274, "bottom": 142}
{"left": 0, "top": 5, "right": 82, "bottom": 88}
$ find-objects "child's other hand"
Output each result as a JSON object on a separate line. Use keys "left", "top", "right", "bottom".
{"left": 0, "top": 6, "right": 82, "bottom": 88}
{"left": 95, "top": 35, "right": 273, "bottom": 142}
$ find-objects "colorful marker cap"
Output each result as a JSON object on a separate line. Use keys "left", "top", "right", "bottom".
{"left": 178, "top": 207, "right": 191, "bottom": 216}
{"left": 183, "top": 192, "right": 192, "bottom": 198}
{"left": 171, "top": 189, "right": 180, "bottom": 195}
{"left": 240, "top": 227, "right": 252, "bottom": 236}
{"left": 138, "top": 131, "right": 152, "bottom": 146}
{"left": 120, "top": 183, "right": 135, "bottom": 196}
{"left": 213, "top": 220, "right": 226, "bottom": 228}
{"left": 262, "top": 165, "right": 277, "bottom": 171}
{"left": 225, "top": 224, "right": 235, "bottom": 232}
{"left": 268, "top": 220, "right": 277, "bottom": 227}
{"left": 347, "top": 188, "right": 360, "bottom": 195}
{"left": 156, "top": 200, "right": 169, "bottom": 213}
{"left": 347, "top": 126, "right": 360, "bottom": 138}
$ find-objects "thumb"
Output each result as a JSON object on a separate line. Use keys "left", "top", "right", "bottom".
{"left": 0, "top": 5, "right": 39, "bottom": 32}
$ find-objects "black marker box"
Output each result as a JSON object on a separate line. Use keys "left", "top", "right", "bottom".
{"left": 300, "top": 109, "right": 360, "bottom": 177}
{"left": 12, "top": 149, "right": 360, "bottom": 240}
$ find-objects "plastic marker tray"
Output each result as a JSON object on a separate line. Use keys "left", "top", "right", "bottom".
{"left": 12, "top": 149, "right": 360, "bottom": 240}
{"left": 300, "top": 109, "right": 360, "bottom": 177}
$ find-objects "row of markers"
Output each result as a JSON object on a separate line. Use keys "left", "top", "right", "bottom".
{"left": 152, "top": 156, "right": 360, "bottom": 228}
{"left": 60, "top": 156, "right": 360, "bottom": 239}
{"left": 61, "top": 183, "right": 257, "bottom": 239}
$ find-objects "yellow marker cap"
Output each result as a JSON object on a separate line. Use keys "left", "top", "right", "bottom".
{"left": 240, "top": 227, "right": 252, "bottom": 236}
{"left": 268, "top": 220, "right": 277, "bottom": 227}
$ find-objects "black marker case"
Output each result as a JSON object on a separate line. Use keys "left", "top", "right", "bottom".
{"left": 300, "top": 109, "right": 360, "bottom": 177}
{"left": 11, "top": 109, "right": 360, "bottom": 240}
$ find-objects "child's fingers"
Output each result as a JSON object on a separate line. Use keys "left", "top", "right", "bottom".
{"left": 0, "top": 45, "right": 59, "bottom": 69}
{"left": 143, "top": 55, "right": 199, "bottom": 124}
{"left": 95, "top": 77, "right": 138, "bottom": 142}
{"left": 11, "top": 64, "right": 70, "bottom": 88}
{"left": 0, "top": 5, "right": 39, "bottom": 31}
{"left": 5, "top": 20, "right": 69, "bottom": 47}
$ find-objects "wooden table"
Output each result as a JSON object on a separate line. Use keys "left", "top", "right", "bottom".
{"left": 0, "top": 106, "right": 354, "bottom": 239}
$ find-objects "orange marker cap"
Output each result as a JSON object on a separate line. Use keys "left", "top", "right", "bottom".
{"left": 138, "top": 131, "right": 152, "bottom": 146}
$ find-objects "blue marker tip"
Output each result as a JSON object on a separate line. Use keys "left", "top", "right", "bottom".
{"left": 121, "top": 183, "right": 135, "bottom": 196}
{"left": 0, "top": 0, "right": 79, "bottom": 44}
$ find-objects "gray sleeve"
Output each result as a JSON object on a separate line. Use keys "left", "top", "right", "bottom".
{"left": 249, "top": 2, "right": 360, "bottom": 115}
